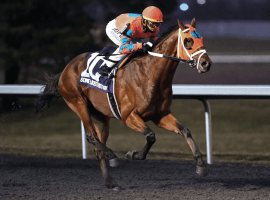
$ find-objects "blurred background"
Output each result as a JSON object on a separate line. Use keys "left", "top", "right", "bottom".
{"left": 0, "top": 0, "right": 270, "bottom": 162}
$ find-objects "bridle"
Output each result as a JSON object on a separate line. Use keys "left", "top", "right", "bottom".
{"left": 148, "top": 27, "right": 207, "bottom": 69}
{"left": 177, "top": 27, "right": 207, "bottom": 69}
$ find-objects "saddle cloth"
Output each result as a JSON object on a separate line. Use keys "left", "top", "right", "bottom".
{"left": 78, "top": 46, "right": 128, "bottom": 119}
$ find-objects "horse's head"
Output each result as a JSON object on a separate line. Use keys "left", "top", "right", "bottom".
{"left": 177, "top": 18, "right": 212, "bottom": 73}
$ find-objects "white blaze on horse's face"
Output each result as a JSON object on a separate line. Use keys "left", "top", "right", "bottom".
{"left": 177, "top": 24, "right": 211, "bottom": 73}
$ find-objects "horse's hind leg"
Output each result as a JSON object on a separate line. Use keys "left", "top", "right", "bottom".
{"left": 124, "top": 112, "right": 156, "bottom": 160}
{"left": 154, "top": 113, "right": 208, "bottom": 177}
{"left": 86, "top": 116, "right": 120, "bottom": 190}
{"left": 61, "top": 97, "right": 121, "bottom": 189}
{"left": 63, "top": 98, "right": 118, "bottom": 162}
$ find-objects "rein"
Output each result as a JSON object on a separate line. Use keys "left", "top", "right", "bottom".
{"left": 98, "top": 51, "right": 194, "bottom": 65}
{"left": 97, "top": 28, "right": 206, "bottom": 69}
{"left": 147, "top": 51, "right": 194, "bottom": 64}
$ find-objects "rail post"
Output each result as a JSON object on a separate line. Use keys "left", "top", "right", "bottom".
{"left": 202, "top": 99, "right": 213, "bottom": 164}
{"left": 81, "top": 121, "right": 88, "bottom": 159}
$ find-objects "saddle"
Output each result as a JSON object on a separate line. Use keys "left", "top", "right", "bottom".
{"left": 78, "top": 46, "right": 133, "bottom": 120}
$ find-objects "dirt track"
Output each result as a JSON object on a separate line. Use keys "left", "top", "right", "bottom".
{"left": 1, "top": 154, "right": 270, "bottom": 200}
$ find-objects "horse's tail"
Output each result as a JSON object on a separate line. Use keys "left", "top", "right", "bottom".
{"left": 34, "top": 73, "right": 62, "bottom": 117}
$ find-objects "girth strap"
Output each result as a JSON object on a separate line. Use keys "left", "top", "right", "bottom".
{"left": 107, "top": 92, "right": 121, "bottom": 120}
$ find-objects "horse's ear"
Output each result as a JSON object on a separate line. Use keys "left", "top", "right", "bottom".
{"left": 177, "top": 19, "right": 185, "bottom": 30}
{"left": 191, "top": 18, "right": 196, "bottom": 28}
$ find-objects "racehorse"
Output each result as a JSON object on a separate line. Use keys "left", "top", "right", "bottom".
{"left": 35, "top": 19, "right": 212, "bottom": 190}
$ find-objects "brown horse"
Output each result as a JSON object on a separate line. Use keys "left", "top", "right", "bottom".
{"left": 35, "top": 19, "right": 212, "bottom": 190}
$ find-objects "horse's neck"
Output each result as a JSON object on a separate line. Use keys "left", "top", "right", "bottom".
{"left": 148, "top": 30, "right": 179, "bottom": 85}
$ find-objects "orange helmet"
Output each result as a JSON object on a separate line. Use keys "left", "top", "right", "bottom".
{"left": 142, "top": 6, "right": 163, "bottom": 23}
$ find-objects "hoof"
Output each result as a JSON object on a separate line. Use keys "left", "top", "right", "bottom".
{"left": 105, "top": 183, "right": 121, "bottom": 190}
{"left": 196, "top": 165, "right": 208, "bottom": 177}
{"left": 113, "top": 185, "right": 121, "bottom": 191}
{"left": 125, "top": 150, "right": 137, "bottom": 160}
{"left": 109, "top": 158, "right": 120, "bottom": 167}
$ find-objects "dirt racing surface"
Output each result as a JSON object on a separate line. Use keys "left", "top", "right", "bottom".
{"left": 1, "top": 154, "right": 270, "bottom": 200}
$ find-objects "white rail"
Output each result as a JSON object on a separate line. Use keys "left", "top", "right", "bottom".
{"left": 1, "top": 84, "right": 270, "bottom": 164}
{"left": 210, "top": 55, "right": 270, "bottom": 63}
{"left": 172, "top": 85, "right": 270, "bottom": 96}
{"left": 0, "top": 85, "right": 45, "bottom": 95}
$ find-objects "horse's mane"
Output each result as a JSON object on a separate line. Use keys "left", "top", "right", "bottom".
{"left": 152, "top": 24, "right": 179, "bottom": 48}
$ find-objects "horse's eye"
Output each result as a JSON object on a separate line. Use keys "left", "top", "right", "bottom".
{"left": 184, "top": 38, "right": 193, "bottom": 50}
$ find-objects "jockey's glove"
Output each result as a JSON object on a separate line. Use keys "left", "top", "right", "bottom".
{"left": 141, "top": 42, "right": 152, "bottom": 53}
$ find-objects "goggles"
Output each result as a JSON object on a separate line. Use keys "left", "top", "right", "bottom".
{"left": 147, "top": 21, "right": 161, "bottom": 28}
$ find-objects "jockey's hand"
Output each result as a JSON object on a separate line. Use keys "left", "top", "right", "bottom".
{"left": 141, "top": 42, "right": 152, "bottom": 53}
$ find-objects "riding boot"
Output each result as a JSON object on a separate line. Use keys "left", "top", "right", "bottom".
{"left": 98, "top": 48, "right": 125, "bottom": 76}
{"left": 99, "top": 64, "right": 111, "bottom": 76}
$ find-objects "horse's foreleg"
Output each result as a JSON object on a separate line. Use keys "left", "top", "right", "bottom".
{"left": 124, "top": 112, "right": 156, "bottom": 160}
{"left": 154, "top": 113, "right": 208, "bottom": 177}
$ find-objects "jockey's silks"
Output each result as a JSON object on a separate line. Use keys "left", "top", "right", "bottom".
{"left": 115, "top": 13, "right": 160, "bottom": 54}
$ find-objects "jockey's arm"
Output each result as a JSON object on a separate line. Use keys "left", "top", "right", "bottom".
{"left": 119, "top": 35, "right": 143, "bottom": 54}
{"left": 119, "top": 35, "right": 159, "bottom": 54}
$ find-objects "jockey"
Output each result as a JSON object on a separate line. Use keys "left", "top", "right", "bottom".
{"left": 98, "top": 6, "right": 163, "bottom": 76}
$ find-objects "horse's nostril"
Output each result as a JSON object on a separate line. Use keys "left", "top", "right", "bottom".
{"left": 201, "top": 61, "right": 208, "bottom": 68}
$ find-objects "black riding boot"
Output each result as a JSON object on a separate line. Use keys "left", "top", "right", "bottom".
{"left": 98, "top": 64, "right": 111, "bottom": 76}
